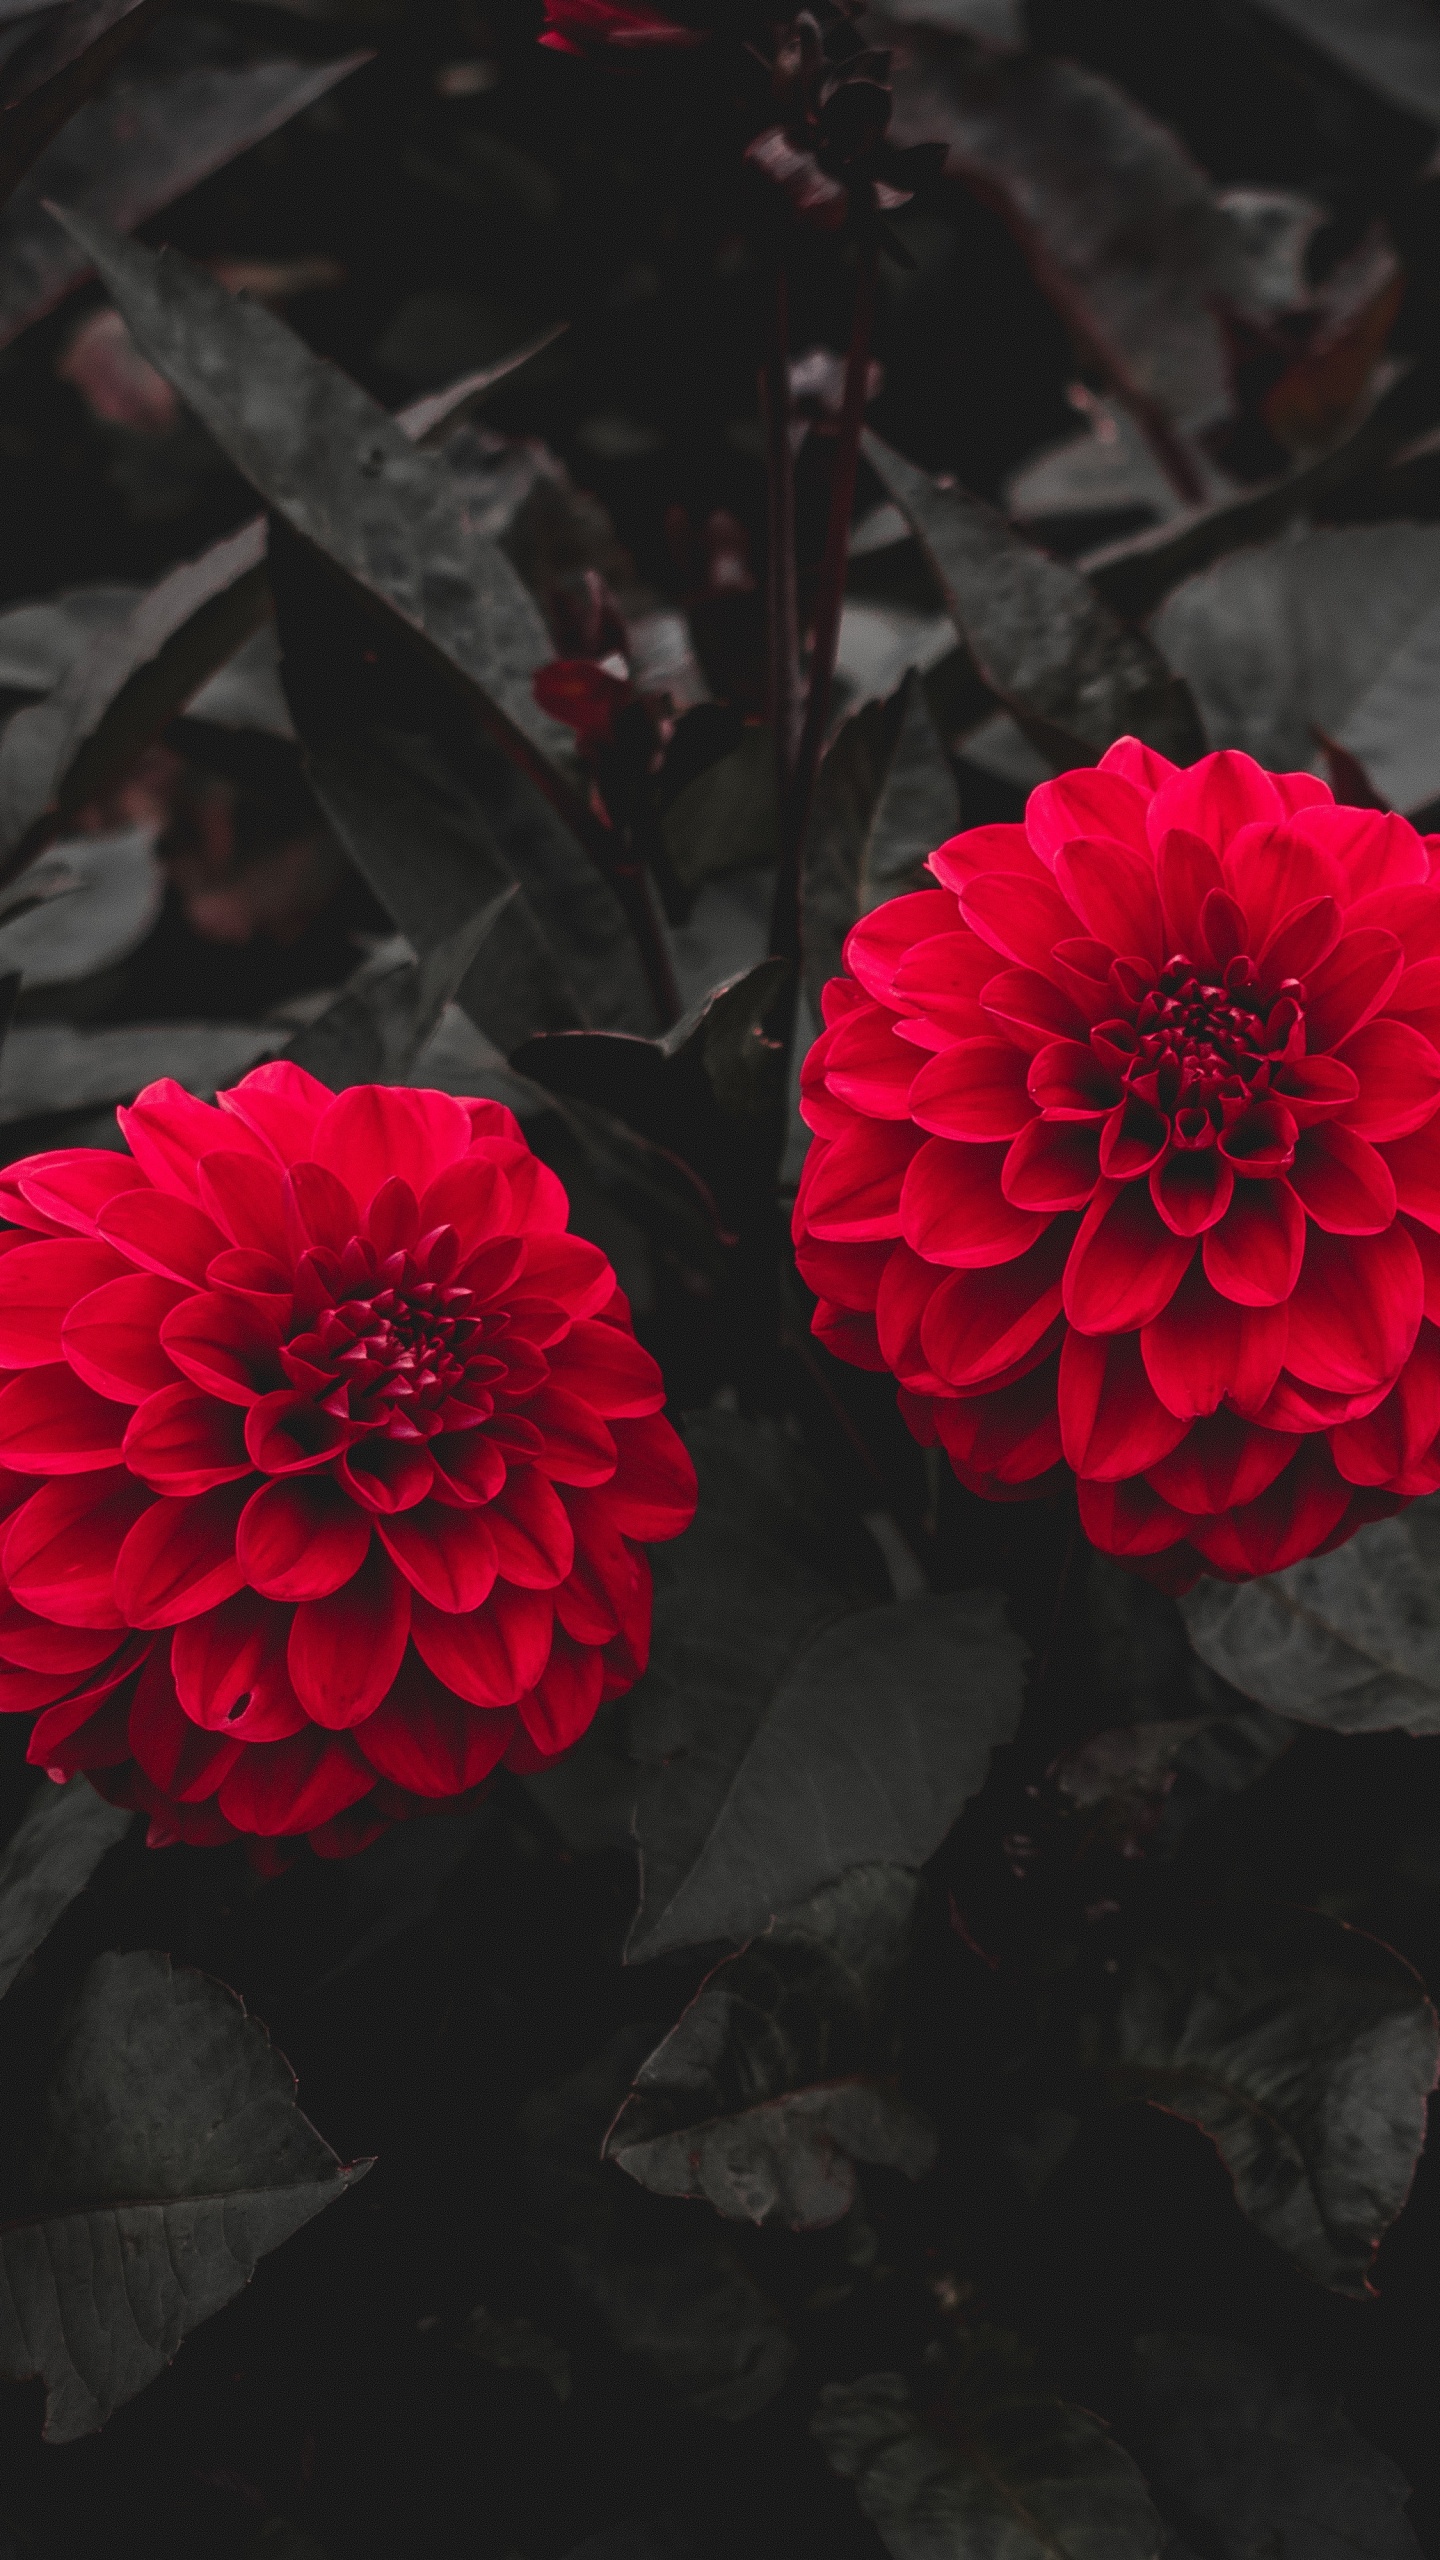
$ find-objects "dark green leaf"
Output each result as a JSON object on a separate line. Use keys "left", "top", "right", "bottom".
{"left": 0, "top": 825, "right": 161, "bottom": 988}
{"left": 0, "top": 2, "right": 173, "bottom": 214}
{"left": 0, "top": 1778, "right": 131, "bottom": 2004}
{"left": 520, "top": 2026, "right": 796, "bottom": 2423}
{"left": 459, "top": 2306, "right": 572, "bottom": 2402}
{"left": 46, "top": 211, "right": 592, "bottom": 843}
{"left": 863, "top": 430, "right": 1204, "bottom": 765}
{"left": 281, "top": 886, "right": 520, "bottom": 1088}
{"left": 1245, "top": 0, "right": 1440, "bottom": 126}
{"left": 1107, "top": 1907, "right": 1438, "bottom": 2293}
{"left": 0, "top": 1017, "right": 280, "bottom": 1121}
{"left": 1129, "top": 2332, "right": 1424, "bottom": 2559}
{"left": 813, "top": 2346, "right": 1163, "bottom": 2558}
{"left": 606, "top": 1867, "right": 935, "bottom": 2228}
{"left": 0, "top": 52, "right": 367, "bottom": 349}
{"left": 1181, "top": 1496, "right": 1440, "bottom": 1735}
{"left": 0, "top": 1949, "right": 367, "bottom": 2439}
{"left": 626, "top": 1414, "right": 1027, "bottom": 1962}
{"left": 803, "top": 670, "right": 958, "bottom": 1019}
{"left": 661, "top": 723, "right": 777, "bottom": 895}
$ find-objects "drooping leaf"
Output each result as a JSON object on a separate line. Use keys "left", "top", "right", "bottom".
{"left": 625, "top": 1414, "right": 1028, "bottom": 1962}
{"left": 0, "top": 0, "right": 175, "bottom": 214}
{"left": 281, "top": 886, "right": 521, "bottom": 1089}
{"left": 0, "top": 1016, "right": 281, "bottom": 1123}
{"left": 520, "top": 2025, "right": 796, "bottom": 2424}
{"left": 0, "top": 52, "right": 369, "bottom": 348}
{"left": 1180, "top": 1495, "right": 1440, "bottom": 1735}
{"left": 1152, "top": 523, "right": 1440, "bottom": 813}
{"left": 1107, "top": 1906, "right": 1439, "bottom": 2293}
{"left": 803, "top": 669, "right": 958, "bottom": 1019}
{"left": 863, "top": 430, "right": 1204, "bottom": 766}
{"left": 1246, "top": 0, "right": 1440, "bottom": 129}
{"left": 1129, "top": 2332, "right": 1425, "bottom": 2559}
{"left": 813, "top": 2345, "right": 1163, "bottom": 2559}
{"left": 0, "top": 1948, "right": 368, "bottom": 2439}
{"left": 47, "top": 209, "right": 591, "bottom": 839}
{"left": 0, "top": 824, "right": 161, "bottom": 986}
{"left": 0, "top": 1778, "right": 131, "bottom": 2004}
{"left": 605, "top": 1867, "right": 935, "bottom": 2228}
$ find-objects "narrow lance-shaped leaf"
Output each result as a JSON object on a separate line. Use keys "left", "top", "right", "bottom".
{"left": 863, "top": 429, "right": 1204, "bottom": 766}
{"left": 44, "top": 208, "right": 594, "bottom": 846}
{"left": 0, "top": 0, "right": 174, "bottom": 212}
{"left": 814, "top": 2343, "right": 1164, "bottom": 2560}
{"left": 0, "top": 1777, "right": 131, "bottom": 2004}
{"left": 1107, "top": 1906, "right": 1439, "bottom": 2294}
{"left": 0, "top": 51, "right": 369, "bottom": 349}
{"left": 605, "top": 1866, "right": 936, "bottom": 2229}
{"left": 0, "top": 1949, "right": 369, "bottom": 2440}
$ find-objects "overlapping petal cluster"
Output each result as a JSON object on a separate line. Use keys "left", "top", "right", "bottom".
{"left": 0, "top": 1067, "right": 695, "bottom": 1853}
{"left": 795, "top": 742, "right": 1440, "bottom": 1585}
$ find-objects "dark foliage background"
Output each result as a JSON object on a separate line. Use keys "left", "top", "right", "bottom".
{"left": 3, "top": 3, "right": 1440, "bottom": 2557}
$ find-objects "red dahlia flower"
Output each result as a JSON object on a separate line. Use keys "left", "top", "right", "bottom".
{"left": 794, "top": 743, "right": 1440, "bottom": 1586}
{"left": 539, "top": 0, "right": 704, "bottom": 53}
{"left": 0, "top": 1069, "right": 695, "bottom": 1853}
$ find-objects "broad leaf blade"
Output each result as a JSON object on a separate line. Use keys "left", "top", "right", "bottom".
{"left": 1109, "top": 1907, "right": 1439, "bottom": 2293}
{"left": 814, "top": 2355, "right": 1163, "bottom": 2558}
{"left": 803, "top": 669, "right": 958, "bottom": 1017}
{"left": 0, "top": 1948, "right": 367, "bottom": 2438}
{"left": 281, "top": 887, "right": 521, "bottom": 1088}
{"left": 1247, "top": 0, "right": 1440, "bottom": 128}
{"left": 1181, "top": 1496, "right": 1440, "bottom": 1734}
{"left": 606, "top": 1867, "right": 935, "bottom": 2228}
{"left": 1130, "top": 2332, "right": 1425, "bottom": 2559}
{"left": 863, "top": 430, "right": 1204, "bottom": 764}
{"left": 0, "top": 1778, "right": 131, "bottom": 2003}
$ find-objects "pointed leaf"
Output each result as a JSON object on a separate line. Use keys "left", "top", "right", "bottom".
{"left": 0, "top": 1777, "right": 131, "bottom": 2004}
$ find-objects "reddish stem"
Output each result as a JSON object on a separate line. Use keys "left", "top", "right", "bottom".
{"left": 761, "top": 259, "right": 801, "bottom": 813}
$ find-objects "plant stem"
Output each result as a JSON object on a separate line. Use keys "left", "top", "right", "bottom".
{"left": 761, "top": 258, "right": 800, "bottom": 813}
{"left": 768, "top": 239, "right": 878, "bottom": 979}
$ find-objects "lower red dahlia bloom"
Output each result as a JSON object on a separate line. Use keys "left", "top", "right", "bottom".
{"left": 794, "top": 743, "right": 1440, "bottom": 1586}
{"left": 0, "top": 1069, "right": 695, "bottom": 1853}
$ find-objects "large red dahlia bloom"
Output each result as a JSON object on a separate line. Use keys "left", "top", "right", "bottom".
{"left": 0, "top": 1068, "right": 695, "bottom": 1853}
{"left": 794, "top": 743, "right": 1440, "bottom": 1586}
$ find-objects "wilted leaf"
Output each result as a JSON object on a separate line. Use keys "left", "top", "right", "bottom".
{"left": 1152, "top": 522, "right": 1440, "bottom": 812}
{"left": 0, "top": 1016, "right": 280, "bottom": 1122}
{"left": 0, "top": 1778, "right": 131, "bottom": 2003}
{"left": 863, "top": 430, "right": 1204, "bottom": 766}
{"left": 0, "top": 825, "right": 161, "bottom": 986}
{"left": 1247, "top": 0, "right": 1440, "bottom": 129}
{"left": 803, "top": 669, "right": 958, "bottom": 1018}
{"left": 0, "top": 1, "right": 173, "bottom": 213}
{"left": 1181, "top": 1496, "right": 1440, "bottom": 1735}
{"left": 0, "top": 52, "right": 368, "bottom": 348}
{"left": 1108, "top": 1906, "right": 1439, "bottom": 2292}
{"left": 520, "top": 2026, "right": 796, "bottom": 2424}
{"left": 813, "top": 2349, "right": 1163, "bottom": 2558}
{"left": 625, "top": 1414, "right": 1027, "bottom": 1962}
{"left": 50, "top": 210, "right": 589, "bottom": 835}
{"left": 281, "top": 887, "right": 520, "bottom": 1089}
{"left": 605, "top": 1867, "right": 935, "bottom": 2228}
{"left": 1129, "top": 2331, "right": 1425, "bottom": 2559}
{"left": 0, "top": 1948, "right": 367, "bottom": 2439}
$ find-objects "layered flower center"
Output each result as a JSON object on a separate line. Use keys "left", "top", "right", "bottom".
{"left": 284, "top": 1237, "right": 508, "bottom": 1439}
{"left": 1095, "top": 953, "right": 1304, "bottom": 1145}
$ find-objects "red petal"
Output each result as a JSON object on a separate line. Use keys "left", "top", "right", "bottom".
{"left": 338, "top": 1437, "right": 435, "bottom": 1514}
{"left": 1256, "top": 894, "right": 1341, "bottom": 992}
{"left": 522, "top": 1384, "right": 617, "bottom": 1487}
{"left": 1141, "top": 1261, "right": 1287, "bottom": 1420}
{"left": 1002, "top": 1119, "right": 1102, "bottom": 1212}
{"left": 889, "top": 932, "right": 995, "bottom": 1042}
{"left": 377, "top": 1500, "right": 499, "bottom": 1612}
{"left": 1143, "top": 1411, "right": 1297, "bottom": 1514}
{"left": 118, "top": 1081, "right": 267, "bottom": 1196}
{"left": 515, "top": 1232, "right": 615, "bottom": 1321}
{"left": 427, "top": 1431, "right": 507, "bottom": 1508}
{"left": 311, "top": 1084, "right": 473, "bottom": 1205}
{"left": 122, "top": 1384, "right": 251, "bottom": 1493}
{"left": 485, "top": 1464, "right": 575, "bottom": 1587}
{"left": 900, "top": 1137, "right": 1049, "bottom": 1268}
{"left": 30, "top": 1682, "right": 140, "bottom": 1778}
{"left": 823, "top": 1009, "right": 920, "bottom": 1117}
{"left": 1223, "top": 821, "right": 1341, "bottom": 954}
{"left": 1218, "top": 1102, "right": 1297, "bottom": 1177}
{"left": 217, "top": 1059, "right": 333, "bottom": 1160}
{"left": 1027, "top": 768, "right": 1150, "bottom": 862}
{"left": 1202, "top": 1180, "right": 1305, "bottom": 1306}
{"left": 1403, "top": 1212, "right": 1440, "bottom": 1319}
{"left": 1303, "top": 804, "right": 1430, "bottom": 897}
{"left": 1146, "top": 749, "right": 1283, "bottom": 852}
{"left": 1053, "top": 839, "right": 1165, "bottom": 965}
{"left": 0, "top": 1367, "right": 128, "bottom": 1472}
{"left": 1064, "top": 1184, "right": 1195, "bottom": 1333}
{"left": 3, "top": 1474, "right": 150, "bottom": 1626}
{"left": 931, "top": 1355, "right": 1062, "bottom": 1484}
{"left": 1026, "top": 1039, "right": 1118, "bottom": 1120}
{"left": 516, "top": 1632, "right": 604, "bottom": 1756}
{"left": 11, "top": 1150, "right": 143, "bottom": 1236}
{"left": 0, "top": 1240, "right": 126, "bottom": 1368}
{"left": 1288, "top": 1123, "right": 1396, "bottom": 1234}
{"left": 1150, "top": 1147, "right": 1234, "bottom": 1237}
{"left": 196, "top": 1148, "right": 289, "bottom": 1258}
{"left": 238, "top": 1476, "right": 370, "bottom": 1600}
{"left": 412, "top": 1582, "right": 553, "bottom": 1706}
{"left": 1188, "top": 1438, "right": 1350, "bottom": 1575}
{"left": 171, "top": 1591, "right": 307, "bottom": 1741}
{"left": 1283, "top": 1223, "right": 1423, "bottom": 1393}
{"left": 1099, "top": 1096, "right": 1169, "bottom": 1180}
{"left": 285, "top": 1161, "right": 359, "bottom": 1257}
{"left": 1058, "top": 1328, "right": 1188, "bottom": 1479}
{"left": 876, "top": 1243, "right": 948, "bottom": 1388}
{"left": 97, "top": 1189, "right": 226, "bottom": 1285}
{"left": 909, "top": 1040, "right": 1033, "bottom": 1143}
{"left": 920, "top": 1224, "right": 1070, "bottom": 1386}
{"left": 1154, "top": 828, "right": 1223, "bottom": 956}
{"left": 800, "top": 1119, "right": 921, "bottom": 1242}
{"left": 1099, "top": 736, "right": 1178, "bottom": 795}
{"left": 245, "top": 1390, "right": 356, "bottom": 1476}
{"left": 845, "top": 889, "right": 957, "bottom": 1000}
{"left": 61, "top": 1273, "right": 188, "bottom": 1402}
{"left": 1330, "top": 1323, "right": 1440, "bottom": 1485}
{"left": 353, "top": 1651, "right": 511, "bottom": 1797}
{"left": 602, "top": 1415, "right": 697, "bottom": 1539}
{"left": 218, "top": 1726, "right": 374, "bottom": 1836}
{"left": 1302, "top": 930, "right": 1404, "bottom": 1051}
{"left": 288, "top": 1541, "right": 412, "bottom": 1727}
{"left": 928, "top": 820, "right": 1042, "bottom": 888}
{"left": 1269, "top": 1057, "right": 1359, "bottom": 1127}
{"left": 978, "top": 965, "right": 1089, "bottom": 1053}
{"left": 0, "top": 1600, "right": 124, "bottom": 1673}
{"left": 1334, "top": 1018, "right": 1440, "bottom": 1140}
{"left": 958, "top": 872, "right": 1080, "bottom": 971}
{"left": 547, "top": 1318, "right": 664, "bottom": 1417}
{"left": 1076, "top": 1474, "right": 1191, "bottom": 1556}
{"left": 129, "top": 1648, "right": 240, "bottom": 1802}
{"left": 160, "top": 1290, "right": 285, "bottom": 1406}
{"left": 115, "top": 1484, "right": 249, "bottom": 1627}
